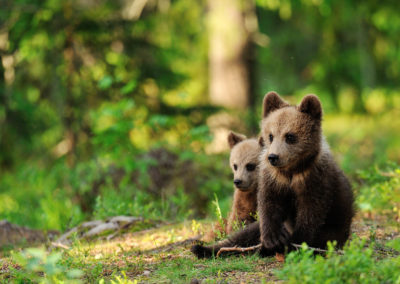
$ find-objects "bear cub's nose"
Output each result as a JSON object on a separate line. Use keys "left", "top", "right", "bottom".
{"left": 268, "top": 154, "right": 279, "bottom": 166}
{"left": 233, "top": 179, "right": 242, "bottom": 186}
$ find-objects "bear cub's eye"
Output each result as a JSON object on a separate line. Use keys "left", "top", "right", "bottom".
{"left": 233, "top": 164, "right": 237, "bottom": 171}
{"left": 285, "top": 133, "right": 297, "bottom": 144}
{"left": 246, "top": 163, "right": 256, "bottom": 171}
{"left": 269, "top": 134, "right": 273, "bottom": 142}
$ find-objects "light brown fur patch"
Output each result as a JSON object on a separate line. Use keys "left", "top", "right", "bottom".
{"left": 226, "top": 134, "right": 260, "bottom": 234}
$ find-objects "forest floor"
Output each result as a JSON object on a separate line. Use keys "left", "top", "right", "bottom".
{"left": 1, "top": 214, "right": 399, "bottom": 283}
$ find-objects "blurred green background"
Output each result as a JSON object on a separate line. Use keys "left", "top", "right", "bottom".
{"left": 1, "top": 0, "right": 399, "bottom": 231}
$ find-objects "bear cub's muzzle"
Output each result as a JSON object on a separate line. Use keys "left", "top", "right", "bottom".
{"left": 268, "top": 154, "right": 279, "bottom": 166}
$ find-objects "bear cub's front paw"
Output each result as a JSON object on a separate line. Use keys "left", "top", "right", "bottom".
{"left": 262, "top": 224, "right": 291, "bottom": 250}
{"left": 258, "top": 245, "right": 275, "bottom": 257}
{"left": 190, "top": 244, "right": 214, "bottom": 259}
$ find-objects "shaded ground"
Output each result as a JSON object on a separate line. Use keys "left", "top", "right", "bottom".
{"left": 1, "top": 214, "right": 399, "bottom": 283}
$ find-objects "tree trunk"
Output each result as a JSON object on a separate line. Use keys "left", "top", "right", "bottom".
{"left": 208, "top": 0, "right": 253, "bottom": 110}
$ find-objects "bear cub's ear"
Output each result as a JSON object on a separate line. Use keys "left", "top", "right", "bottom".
{"left": 258, "top": 136, "right": 265, "bottom": 148}
{"left": 262, "top": 91, "right": 288, "bottom": 118}
{"left": 228, "top": 132, "right": 247, "bottom": 149}
{"left": 298, "top": 94, "right": 322, "bottom": 120}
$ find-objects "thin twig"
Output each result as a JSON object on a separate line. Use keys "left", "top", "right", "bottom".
{"left": 51, "top": 242, "right": 71, "bottom": 250}
{"left": 215, "top": 242, "right": 344, "bottom": 257}
{"left": 216, "top": 244, "right": 261, "bottom": 257}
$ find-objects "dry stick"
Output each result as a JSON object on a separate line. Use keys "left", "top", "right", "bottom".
{"left": 216, "top": 243, "right": 344, "bottom": 257}
{"left": 51, "top": 242, "right": 71, "bottom": 250}
{"left": 216, "top": 244, "right": 262, "bottom": 257}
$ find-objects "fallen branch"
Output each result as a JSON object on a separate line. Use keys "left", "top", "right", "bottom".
{"left": 55, "top": 216, "right": 153, "bottom": 245}
{"left": 51, "top": 242, "right": 71, "bottom": 250}
{"left": 215, "top": 242, "right": 344, "bottom": 257}
{"left": 216, "top": 244, "right": 261, "bottom": 257}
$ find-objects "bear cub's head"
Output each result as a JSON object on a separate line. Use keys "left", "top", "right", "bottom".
{"left": 259, "top": 91, "right": 323, "bottom": 172}
{"left": 228, "top": 132, "right": 261, "bottom": 192}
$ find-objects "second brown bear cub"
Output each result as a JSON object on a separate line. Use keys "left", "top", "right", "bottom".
{"left": 191, "top": 92, "right": 354, "bottom": 258}
{"left": 226, "top": 132, "right": 260, "bottom": 234}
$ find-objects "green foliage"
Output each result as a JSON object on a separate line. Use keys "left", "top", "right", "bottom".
{"left": 0, "top": 164, "right": 85, "bottom": 231}
{"left": 256, "top": 1, "right": 400, "bottom": 114}
{"left": 0, "top": 0, "right": 208, "bottom": 168}
{"left": 276, "top": 239, "right": 400, "bottom": 284}
{"left": 324, "top": 110, "right": 400, "bottom": 175}
{"left": 357, "top": 162, "right": 400, "bottom": 222}
{"left": 9, "top": 247, "right": 83, "bottom": 283}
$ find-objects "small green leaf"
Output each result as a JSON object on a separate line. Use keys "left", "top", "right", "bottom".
{"left": 98, "top": 76, "right": 113, "bottom": 90}
{"left": 121, "top": 80, "right": 137, "bottom": 95}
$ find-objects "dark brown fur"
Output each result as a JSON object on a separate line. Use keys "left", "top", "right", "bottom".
{"left": 191, "top": 92, "right": 354, "bottom": 258}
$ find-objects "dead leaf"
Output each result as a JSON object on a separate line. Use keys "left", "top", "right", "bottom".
{"left": 275, "top": 253, "right": 285, "bottom": 262}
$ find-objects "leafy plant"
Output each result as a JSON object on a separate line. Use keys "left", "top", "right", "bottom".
{"left": 276, "top": 238, "right": 400, "bottom": 284}
{"left": 9, "top": 247, "right": 83, "bottom": 283}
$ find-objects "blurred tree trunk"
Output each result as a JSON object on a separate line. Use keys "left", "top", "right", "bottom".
{"left": 208, "top": 0, "right": 256, "bottom": 111}
{"left": 206, "top": 0, "right": 262, "bottom": 152}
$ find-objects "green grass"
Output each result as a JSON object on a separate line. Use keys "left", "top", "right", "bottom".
{"left": 152, "top": 254, "right": 262, "bottom": 283}
{"left": 0, "top": 221, "right": 276, "bottom": 283}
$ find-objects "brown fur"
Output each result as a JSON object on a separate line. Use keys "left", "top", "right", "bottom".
{"left": 226, "top": 189, "right": 257, "bottom": 233}
{"left": 205, "top": 132, "right": 259, "bottom": 241}
{"left": 191, "top": 92, "right": 354, "bottom": 258}
{"left": 226, "top": 132, "right": 260, "bottom": 233}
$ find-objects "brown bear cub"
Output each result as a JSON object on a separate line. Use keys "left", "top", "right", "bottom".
{"left": 225, "top": 132, "right": 260, "bottom": 234}
{"left": 191, "top": 92, "right": 354, "bottom": 258}
{"left": 204, "top": 132, "right": 260, "bottom": 241}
